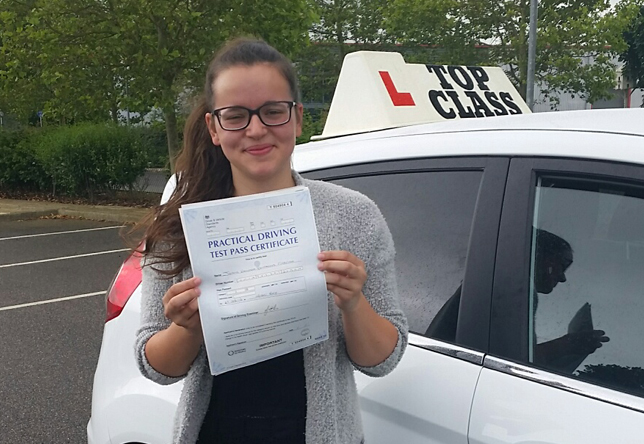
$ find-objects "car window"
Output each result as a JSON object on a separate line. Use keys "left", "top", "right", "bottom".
{"left": 331, "top": 171, "right": 482, "bottom": 341}
{"left": 528, "top": 175, "right": 644, "bottom": 397}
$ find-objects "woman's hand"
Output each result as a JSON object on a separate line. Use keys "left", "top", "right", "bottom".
{"left": 318, "top": 250, "right": 398, "bottom": 366}
{"left": 162, "top": 276, "right": 202, "bottom": 335}
{"left": 562, "top": 329, "right": 610, "bottom": 355}
{"left": 317, "top": 250, "right": 367, "bottom": 312}
{"left": 144, "top": 276, "right": 204, "bottom": 377}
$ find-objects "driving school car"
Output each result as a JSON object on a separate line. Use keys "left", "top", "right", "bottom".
{"left": 88, "top": 52, "right": 644, "bottom": 444}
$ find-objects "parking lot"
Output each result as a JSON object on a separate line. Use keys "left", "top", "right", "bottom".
{"left": 0, "top": 217, "right": 133, "bottom": 443}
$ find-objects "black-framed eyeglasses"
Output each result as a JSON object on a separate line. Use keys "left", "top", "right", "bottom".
{"left": 211, "top": 101, "right": 297, "bottom": 131}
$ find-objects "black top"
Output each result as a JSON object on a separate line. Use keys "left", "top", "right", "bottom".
{"left": 196, "top": 349, "right": 307, "bottom": 444}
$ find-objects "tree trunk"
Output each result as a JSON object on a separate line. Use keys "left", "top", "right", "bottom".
{"left": 111, "top": 103, "right": 119, "bottom": 123}
{"left": 163, "top": 105, "right": 180, "bottom": 173}
{"left": 154, "top": 16, "right": 180, "bottom": 172}
{"left": 518, "top": 80, "right": 528, "bottom": 100}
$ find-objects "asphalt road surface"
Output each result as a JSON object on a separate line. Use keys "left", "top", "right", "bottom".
{"left": 0, "top": 217, "right": 133, "bottom": 443}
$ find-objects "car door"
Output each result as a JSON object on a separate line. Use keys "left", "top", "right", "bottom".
{"left": 470, "top": 157, "right": 644, "bottom": 444}
{"left": 304, "top": 156, "right": 508, "bottom": 444}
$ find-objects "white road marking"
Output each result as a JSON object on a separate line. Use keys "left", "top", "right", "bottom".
{"left": 0, "top": 248, "right": 130, "bottom": 269}
{"left": 0, "top": 291, "right": 106, "bottom": 312}
{"left": 0, "top": 225, "right": 123, "bottom": 241}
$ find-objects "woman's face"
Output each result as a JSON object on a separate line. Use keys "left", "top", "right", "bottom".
{"left": 535, "top": 250, "right": 573, "bottom": 294}
{"left": 205, "top": 63, "right": 303, "bottom": 193}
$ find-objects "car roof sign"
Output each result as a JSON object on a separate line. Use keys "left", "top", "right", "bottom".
{"left": 314, "top": 51, "right": 531, "bottom": 140}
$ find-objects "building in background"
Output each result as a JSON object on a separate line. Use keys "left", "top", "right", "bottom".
{"left": 533, "top": 57, "right": 643, "bottom": 112}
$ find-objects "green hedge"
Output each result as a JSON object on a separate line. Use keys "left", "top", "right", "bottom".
{"left": 138, "top": 124, "right": 171, "bottom": 169}
{"left": 32, "top": 124, "right": 150, "bottom": 198}
{"left": 0, "top": 124, "right": 159, "bottom": 199}
{"left": 297, "top": 109, "right": 327, "bottom": 144}
{"left": 0, "top": 129, "right": 51, "bottom": 191}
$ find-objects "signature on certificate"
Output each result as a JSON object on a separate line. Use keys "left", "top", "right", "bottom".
{"left": 263, "top": 304, "right": 279, "bottom": 316}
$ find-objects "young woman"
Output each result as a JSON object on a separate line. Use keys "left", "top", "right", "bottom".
{"left": 134, "top": 37, "right": 408, "bottom": 444}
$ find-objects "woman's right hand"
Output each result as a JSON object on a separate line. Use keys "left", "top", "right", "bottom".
{"left": 144, "top": 276, "right": 204, "bottom": 376}
{"left": 162, "top": 276, "right": 202, "bottom": 335}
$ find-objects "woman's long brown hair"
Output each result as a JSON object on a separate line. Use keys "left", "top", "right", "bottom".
{"left": 131, "top": 37, "right": 300, "bottom": 277}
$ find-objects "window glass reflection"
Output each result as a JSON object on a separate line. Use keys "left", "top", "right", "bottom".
{"left": 333, "top": 171, "right": 482, "bottom": 340}
{"left": 530, "top": 176, "right": 644, "bottom": 397}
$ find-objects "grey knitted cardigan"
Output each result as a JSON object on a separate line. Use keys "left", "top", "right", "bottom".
{"left": 134, "top": 172, "right": 409, "bottom": 444}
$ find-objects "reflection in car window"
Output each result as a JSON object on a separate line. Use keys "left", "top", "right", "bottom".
{"left": 332, "top": 171, "right": 482, "bottom": 341}
{"left": 529, "top": 176, "right": 644, "bottom": 397}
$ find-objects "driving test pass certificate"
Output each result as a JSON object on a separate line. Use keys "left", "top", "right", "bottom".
{"left": 179, "top": 186, "right": 329, "bottom": 375}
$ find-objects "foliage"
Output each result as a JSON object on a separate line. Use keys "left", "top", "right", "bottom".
{"left": 0, "top": 0, "right": 123, "bottom": 123}
{"left": 465, "top": 0, "right": 641, "bottom": 106}
{"left": 138, "top": 125, "right": 172, "bottom": 169}
{"left": 0, "top": 129, "right": 50, "bottom": 191}
{"left": 297, "top": 108, "right": 327, "bottom": 144}
{"left": 577, "top": 363, "right": 644, "bottom": 396}
{"left": 348, "top": 0, "right": 640, "bottom": 108}
{"left": 105, "top": 0, "right": 314, "bottom": 166}
{"left": 0, "top": 0, "right": 315, "bottom": 169}
{"left": 298, "top": 1, "right": 481, "bottom": 127}
{"left": 381, "top": 0, "right": 484, "bottom": 65}
{"left": 304, "top": 0, "right": 399, "bottom": 116}
{"left": 310, "top": 0, "right": 390, "bottom": 46}
{"left": 620, "top": 4, "right": 644, "bottom": 105}
{"left": 1, "top": 0, "right": 642, "bottom": 168}
{"left": 296, "top": 43, "right": 342, "bottom": 106}
{"left": 30, "top": 124, "right": 149, "bottom": 199}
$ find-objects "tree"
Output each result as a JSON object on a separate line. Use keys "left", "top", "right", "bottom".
{"left": 307, "top": 0, "right": 390, "bottom": 96}
{"left": 620, "top": 4, "right": 644, "bottom": 105}
{"left": 311, "top": 0, "right": 389, "bottom": 49}
{"left": 382, "top": 0, "right": 484, "bottom": 66}
{"left": 375, "top": 0, "right": 641, "bottom": 108}
{"left": 0, "top": 0, "right": 314, "bottom": 169}
{"left": 299, "top": 0, "right": 475, "bottom": 134}
{"left": 105, "top": 0, "right": 314, "bottom": 169}
{"left": 0, "top": 0, "right": 133, "bottom": 124}
{"left": 301, "top": 0, "right": 392, "bottom": 133}
{"left": 467, "top": 0, "right": 644, "bottom": 106}
{"left": 0, "top": 0, "right": 58, "bottom": 122}
{"left": 577, "top": 363, "right": 644, "bottom": 397}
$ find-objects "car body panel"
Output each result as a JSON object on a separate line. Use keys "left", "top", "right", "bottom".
{"left": 470, "top": 365, "right": 644, "bottom": 444}
{"left": 88, "top": 288, "right": 181, "bottom": 444}
{"left": 295, "top": 109, "right": 644, "bottom": 173}
{"left": 356, "top": 336, "right": 483, "bottom": 444}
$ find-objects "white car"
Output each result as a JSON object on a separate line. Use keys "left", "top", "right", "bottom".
{"left": 89, "top": 107, "right": 644, "bottom": 444}
{"left": 89, "top": 52, "right": 644, "bottom": 443}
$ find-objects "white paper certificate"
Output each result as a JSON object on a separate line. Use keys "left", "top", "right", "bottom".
{"left": 179, "top": 186, "right": 329, "bottom": 375}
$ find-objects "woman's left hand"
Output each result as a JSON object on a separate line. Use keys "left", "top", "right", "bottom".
{"left": 317, "top": 250, "right": 367, "bottom": 312}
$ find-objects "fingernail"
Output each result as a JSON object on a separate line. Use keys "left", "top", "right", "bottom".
{"left": 317, "top": 252, "right": 324, "bottom": 260}
{"left": 195, "top": 287, "right": 201, "bottom": 296}
{"left": 317, "top": 262, "right": 324, "bottom": 271}
{"left": 194, "top": 277, "right": 201, "bottom": 285}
